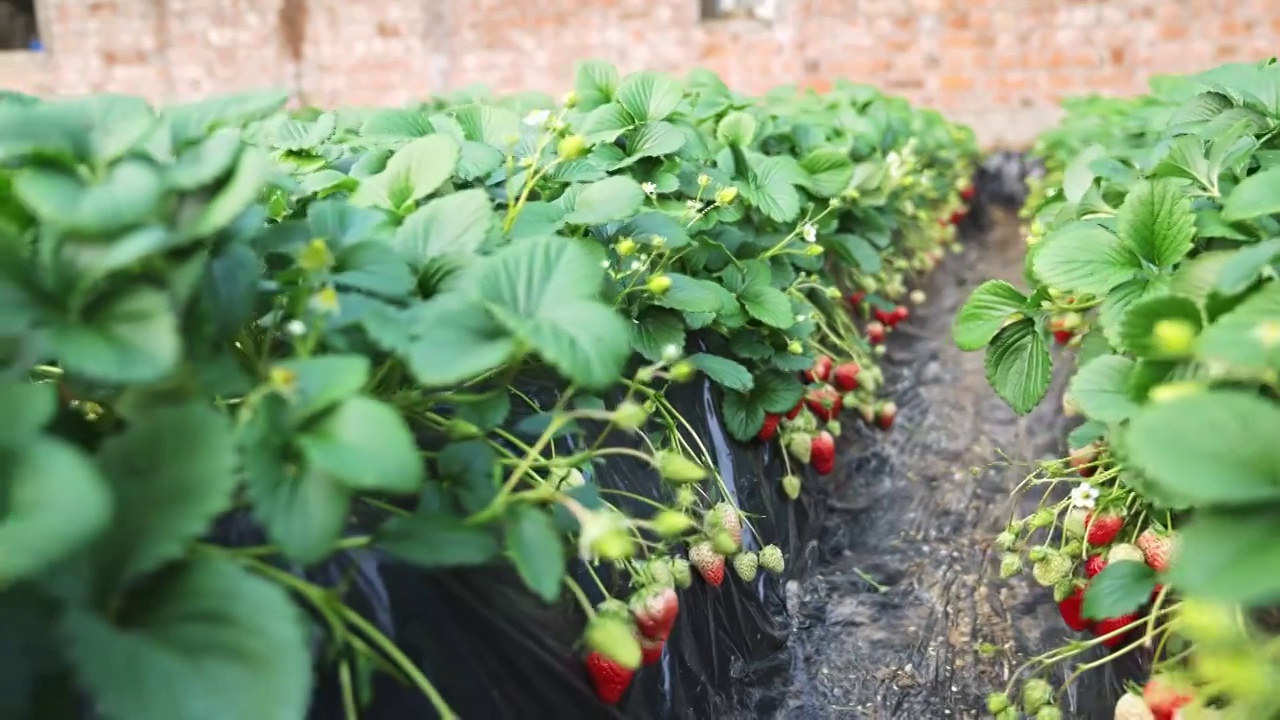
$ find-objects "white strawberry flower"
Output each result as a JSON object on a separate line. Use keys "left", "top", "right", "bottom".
{"left": 661, "top": 344, "right": 682, "bottom": 362}
{"left": 599, "top": 259, "right": 611, "bottom": 268}
{"left": 641, "top": 182, "right": 658, "bottom": 196}
{"left": 1069, "top": 482, "right": 1100, "bottom": 509}
{"left": 523, "top": 109, "right": 550, "bottom": 127}
{"left": 802, "top": 223, "right": 818, "bottom": 243}
{"left": 284, "top": 319, "right": 308, "bottom": 337}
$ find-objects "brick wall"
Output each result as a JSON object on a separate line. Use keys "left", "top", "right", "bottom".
{"left": 2, "top": 0, "right": 1278, "bottom": 147}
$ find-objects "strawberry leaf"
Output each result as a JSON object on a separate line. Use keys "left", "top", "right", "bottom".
{"left": 1081, "top": 561, "right": 1157, "bottom": 621}
{"left": 1222, "top": 165, "right": 1280, "bottom": 222}
{"left": 376, "top": 512, "right": 501, "bottom": 568}
{"left": 1166, "top": 507, "right": 1280, "bottom": 604}
{"left": 1031, "top": 222, "right": 1142, "bottom": 295}
{"left": 1067, "top": 355, "right": 1139, "bottom": 424}
{"left": 721, "top": 390, "right": 766, "bottom": 443}
{"left": 688, "top": 353, "right": 754, "bottom": 392}
{"left": 504, "top": 506, "right": 566, "bottom": 603}
{"left": 952, "top": 280, "right": 1028, "bottom": 351}
{"left": 983, "top": 318, "right": 1052, "bottom": 415}
{"left": 1116, "top": 178, "right": 1196, "bottom": 269}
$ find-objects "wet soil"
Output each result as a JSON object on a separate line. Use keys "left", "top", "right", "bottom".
{"left": 764, "top": 208, "right": 1134, "bottom": 720}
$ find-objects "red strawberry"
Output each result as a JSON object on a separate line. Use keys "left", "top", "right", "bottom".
{"left": 757, "top": 413, "right": 780, "bottom": 442}
{"left": 631, "top": 587, "right": 679, "bottom": 640}
{"left": 950, "top": 209, "right": 967, "bottom": 224}
{"left": 1093, "top": 613, "right": 1139, "bottom": 648}
{"left": 961, "top": 184, "right": 976, "bottom": 202}
{"left": 1069, "top": 443, "right": 1098, "bottom": 478}
{"left": 804, "top": 387, "right": 843, "bottom": 422}
{"left": 874, "top": 401, "right": 897, "bottom": 430}
{"left": 831, "top": 362, "right": 860, "bottom": 392}
{"left": 1057, "top": 587, "right": 1091, "bottom": 631}
{"left": 866, "top": 321, "right": 886, "bottom": 344}
{"left": 1151, "top": 583, "right": 1164, "bottom": 602}
{"left": 1137, "top": 530, "right": 1173, "bottom": 572}
{"left": 640, "top": 636, "right": 665, "bottom": 666}
{"left": 873, "top": 307, "right": 895, "bottom": 325}
{"left": 892, "top": 305, "right": 909, "bottom": 324}
{"left": 585, "top": 652, "right": 635, "bottom": 704}
{"left": 803, "top": 355, "right": 833, "bottom": 384}
{"left": 1053, "top": 329, "right": 1073, "bottom": 345}
{"left": 810, "top": 430, "right": 836, "bottom": 475}
{"left": 1085, "top": 512, "right": 1124, "bottom": 546}
{"left": 1085, "top": 554, "right": 1108, "bottom": 578}
{"left": 785, "top": 400, "right": 804, "bottom": 420}
{"left": 848, "top": 291, "right": 866, "bottom": 309}
{"left": 688, "top": 541, "right": 725, "bottom": 587}
{"left": 1143, "top": 678, "right": 1193, "bottom": 720}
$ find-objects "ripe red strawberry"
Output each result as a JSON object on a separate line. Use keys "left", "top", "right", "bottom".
{"left": 874, "top": 401, "right": 897, "bottom": 430}
{"left": 804, "top": 387, "right": 843, "bottom": 422}
{"left": 832, "top": 362, "right": 860, "bottom": 392}
{"left": 848, "top": 291, "right": 866, "bottom": 309}
{"left": 688, "top": 541, "right": 725, "bottom": 587}
{"left": 757, "top": 413, "right": 780, "bottom": 442}
{"left": 1057, "top": 587, "right": 1091, "bottom": 631}
{"left": 950, "top": 209, "right": 967, "bottom": 224}
{"left": 1085, "top": 554, "right": 1107, "bottom": 579}
{"left": 1085, "top": 512, "right": 1124, "bottom": 546}
{"left": 1093, "top": 613, "right": 1139, "bottom": 648}
{"left": 892, "top": 305, "right": 909, "bottom": 324}
{"left": 631, "top": 587, "right": 679, "bottom": 640}
{"left": 1137, "top": 530, "right": 1173, "bottom": 572}
{"left": 1053, "top": 329, "right": 1073, "bottom": 345}
{"left": 1143, "top": 678, "right": 1193, "bottom": 720}
{"left": 873, "top": 307, "right": 895, "bottom": 325}
{"left": 803, "top": 355, "right": 832, "bottom": 384}
{"left": 960, "top": 184, "right": 976, "bottom": 202}
{"left": 866, "top": 321, "right": 886, "bottom": 344}
{"left": 640, "top": 636, "right": 665, "bottom": 666}
{"left": 785, "top": 400, "right": 804, "bottom": 420}
{"left": 585, "top": 652, "right": 635, "bottom": 704}
{"left": 810, "top": 430, "right": 836, "bottom": 475}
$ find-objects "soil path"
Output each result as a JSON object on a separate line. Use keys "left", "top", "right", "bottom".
{"left": 765, "top": 208, "right": 1131, "bottom": 720}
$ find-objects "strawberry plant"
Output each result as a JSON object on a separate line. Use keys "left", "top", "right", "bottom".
{"left": 956, "top": 57, "right": 1280, "bottom": 719}
{"left": 0, "top": 60, "right": 974, "bottom": 719}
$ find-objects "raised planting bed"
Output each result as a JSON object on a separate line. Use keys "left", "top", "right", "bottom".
{"left": 0, "top": 62, "right": 979, "bottom": 719}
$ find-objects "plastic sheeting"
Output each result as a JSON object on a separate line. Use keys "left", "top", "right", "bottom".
{"left": 206, "top": 371, "right": 826, "bottom": 720}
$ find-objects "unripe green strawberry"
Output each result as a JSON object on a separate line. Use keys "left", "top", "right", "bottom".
{"left": 995, "top": 531, "right": 1017, "bottom": 551}
{"left": 786, "top": 433, "right": 812, "bottom": 464}
{"left": 674, "top": 486, "right": 697, "bottom": 508}
{"left": 998, "top": 553, "right": 1022, "bottom": 579}
{"left": 670, "top": 557, "right": 693, "bottom": 589}
{"left": 616, "top": 237, "right": 638, "bottom": 256}
{"left": 611, "top": 401, "right": 648, "bottom": 430}
{"left": 1036, "top": 706, "right": 1062, "bottom": 720}
{"left": 781, "top": 474, "right": 802, "bottom": 500}
{"left": 1028, "top": 508, "right": 1056, "bottom": 530}
{"left": 1027, "top": 545, "right": 1050, "bottom": 562}
{"left": 704, "top": 502, "right": 743, "bottom": 545}
{"left": 711, "top": 529, "right": 739, "bottom": 555}
{"left": 646, "top": 274, "right": 672, "bottom": 295}
{"left": 986, "top": 692, "right": 1011, "bottom": 714}
{"left": 655, "top": 451, "right": 707, "bottom": 484}
{"left": 647, "top": 558, "right": 674, "bottom": 587}
{"left": 1052, "top": 580, "right": 1076, "bottom": 602}
{"left": 596, "top": 598, "right": 629, "bottom": 620}
{"left": 1151, "top": 318, "right": 1197, "bottom": 357}
{"left": 1108, "top": 543, "right": 1145, "bottom": 565}
{"left": 557, "top": 134, "right": 588, "bottom": 160}
{"left": 584, "top": 614, "right": 642, "bottom": 670}
{"left": 758, "top": 544, "right": 785, "bottom": 575}
{"left": 651, "top": 510, "right": 695, "bottom": 538}
{"left": 669, "top": 360, "right": 696, "bottom": 382}
{"left": 1021, "top": 679, "right": 1053, "bottom": 713}
{"left": 1032, "top": 552, "right": 1073, "bottom": 587}
{"left": 732, "top": 551, "right": 759, "bottom": 582}
{"left": 1063, "top": 507, "right": 1088, "bottom": 538}
{"left": 714, "top": 186, "right": 738, "bottom": 205}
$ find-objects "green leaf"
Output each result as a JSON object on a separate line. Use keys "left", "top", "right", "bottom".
{"left": 1171, "top": 249, "right": 1237, "bottom": 301}
{"left": 1068, "top": 355, "right": 1138, "bottom": 423}
{"left": 376, "top": 512, "right": 501, "bottom": 568}
{"left": 579, "top": 103, "right": 633, "bottom": 145}
{"left": 798, "top": 147, "right": 854, "bottom": 197}
{"left": 1032, "top": 222, "right": 1141, "bottom": 294}
{"left": 983, "top": 318, "right": 1052, "bottom": 415}
{"left": 165, "top": 89, "right": 289, "bottom": 146}
{"left": 182, "top": 148, "right": 271, "bottom": 239}
{"left": 1167, "top": 508, "right": 1280, "bottom": 604}
{"left": 273, "top": 112, "right": 336, "bottom": 151}
{"left": 1063, "top": 145, "right": 1105, "bottom": 203}
{"left": 1116, "top": 179, "right": 1196, "bottom": 268}
{"left": 825, "top": 233, "right": 881, "bottom": 273}
{"left": 654, "top": 273, "right": 724, "bottom": 314}
{"left": 1222, "top": 165, "right": 1280, "bottom": 222}
{"left": 616, "top": 121, "right": 685, "bottom": 166}
{"left": 741, "top": 153, "right": 801, "bottom": 222}
{"left": 1119, "top": 295, "right": 1203, "bottom": 359}
{"left": 351, "top": 134, "right": 460, "bottom": 210}
{"left": 242, "top": 395, "right": 351, "bottom": 565}
{"left": 1216, "top": 238, "right": 1280, "bottom": 295}
{"left": 563, "top": 176, "right": 645, "bottom": 225}
{"left": 508, "top": 201, "right": 566, "bottom": 239}
{"left": 629, "top": 308, "right": 686, "bottom": 361}
{"left": 721, "top": 390, "right": 766, "bottom": 442}
{"left": 1194, "top": 282, "right": 1280, "bottom": 372}
{"left": 1098, "top": 276, "right": 1170, "bottom": 352}
{"left": 1068, "top": 419, "right": 1108, "bottom": 448}
{"left": 504, "top": 506, "right": 565, "bottom": 603}
{"left": 438, "top": 440, "right": 499, "bottom": 513}
{"left": 0, "top": 436, "right": 112, "bottom": 584}
{"left": 952, "top": 280, "right": 1029, "bottom": 351}
{"left": 1128, "top": 391, "right": 1280, "bottom": 505}
{"left": 64, "top": 556, "right": 312, "bottom": 720}
{"left": 271, "top": 354, "right": 371, "bottom": 423}
{"left": 621, "top": 211, "right": 691, "bottom": 249}
{"left": 477, "top": 236, "right": 629, "bottom": 389}
{"left": 298, "top": 395, "right": 425, "bottom": 493}
{"left": 94, "top": 403, "right": 238, "bottom": 586}
{"left": 366, "top": 296, "right": 516, "bottom": 387}
{"left": 739, "top": 284, "right": 794, "bottom": 329}
{"left": 616, "top": 72, "right": 683, "bottom": 123}
{"left": 359, "top": 109, "right": 434, "bottom": 141}
{"left": 48, "top": 287, "right": 181, "bottom": 385}
{"left": 752, "top": 369, "right": 804, "bottom": 414}
{"left": 394, "top": 188, "right": 495, "bottom": 267}
{"left": 334, "top": 241, "right": 415, "bottom": 298}
{"left": 1081, "top": 561, "right": 1157, "bottom": 621}
{"left": 716, "top": 111, "right": 758, "bottom": 146}
{"left": 0, "top": 381, "right": 56, "bottom": 442}
{"left": 688, "top": 353, "right": 753, "bottom": 392}
{"left": 13, "top": 160, "right": 165, "bottom": 234}
{"left": 574, "top": 60, "right": 620, "bottom": 110}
